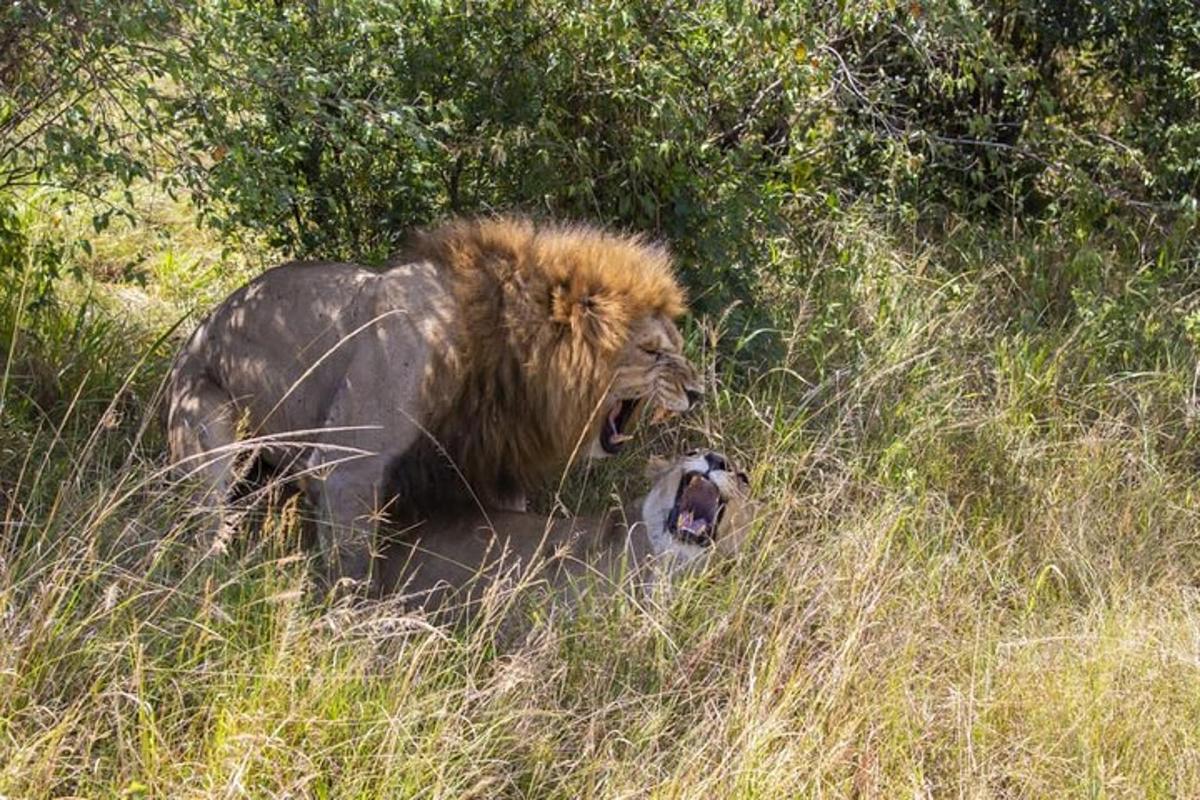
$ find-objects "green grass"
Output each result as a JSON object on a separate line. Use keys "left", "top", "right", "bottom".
{"left": 3, "top": 189, "right": 1200, "bottom": 797}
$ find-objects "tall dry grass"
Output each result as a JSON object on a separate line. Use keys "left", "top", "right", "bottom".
{"left": 2, "top": 195, "right": 1200, "bottom": 797}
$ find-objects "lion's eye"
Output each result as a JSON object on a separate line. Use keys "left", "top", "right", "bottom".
{"left": 640, "top": 346, "right": 661, "bottom": 360}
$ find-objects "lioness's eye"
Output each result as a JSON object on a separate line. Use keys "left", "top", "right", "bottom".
{"left": 640, "top": 346, "right": 660, "bottom": 358}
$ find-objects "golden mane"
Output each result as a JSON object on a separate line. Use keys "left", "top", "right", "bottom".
{"left": 388, "top": 215, "right": 688, "bottom": 511}
{"left": 403, "top": 216, "right": 685, "bottom": 322}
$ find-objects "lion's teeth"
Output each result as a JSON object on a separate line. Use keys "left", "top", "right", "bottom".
{"left": 609, "top": 433, "right": 634, "bottom": 444}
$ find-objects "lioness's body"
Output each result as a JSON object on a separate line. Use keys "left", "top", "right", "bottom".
{"left": 380, "top": 451, "right": 753, "bottom": 615}
{"left": 380, "top": 505, "right": 651, "bottom": 612}
{"left": 167, "top": 217, "right": 701, "bottom": 586}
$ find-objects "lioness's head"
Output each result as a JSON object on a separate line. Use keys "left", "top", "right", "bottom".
{"left": 590, "top": 315, "right": 703, "bottom": 458}
{"left": 639, "top": 449, "right": 754, "bottom": 566}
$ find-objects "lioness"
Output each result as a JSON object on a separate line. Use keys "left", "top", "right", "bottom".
{"left": 378, "top": 450, "right": 753, "bottom": 614}
{"left": 167, "top": 216, "right": 702, "bottom": 587}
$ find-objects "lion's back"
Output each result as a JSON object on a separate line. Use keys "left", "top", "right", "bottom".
{"left": 176, "top": 259, "right": 453, "bottom": 436}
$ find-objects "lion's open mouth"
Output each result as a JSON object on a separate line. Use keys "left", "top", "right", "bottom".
{"left": 600, "top": 398, "right": 643, "bottom": 454}
{"left": 666, "top": 471, "right": 726, "bottom": 547}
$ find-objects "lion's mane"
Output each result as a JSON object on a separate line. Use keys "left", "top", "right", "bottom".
{"left": 386, "top": 216, "right": 686, "bottom": 514}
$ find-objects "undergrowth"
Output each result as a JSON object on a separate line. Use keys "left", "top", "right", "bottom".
{"left": 2, "top": 189, "right": 1200, "bottom": 797}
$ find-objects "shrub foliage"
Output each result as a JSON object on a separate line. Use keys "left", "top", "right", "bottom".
{"left": 3, "top": 1, "right": 1198, "bottom": 312}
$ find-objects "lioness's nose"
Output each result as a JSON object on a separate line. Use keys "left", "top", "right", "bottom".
{"left": 685, "top": 389, "right": 703, "bottom": 410}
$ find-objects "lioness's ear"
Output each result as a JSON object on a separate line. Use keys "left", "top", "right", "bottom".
{"left": 643, "top": 455, "right": 672, "bottom": 482}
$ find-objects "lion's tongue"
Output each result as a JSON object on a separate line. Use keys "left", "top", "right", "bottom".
{"left": 678, "top": 476, "right": 720, "bottom": 536}
{"left": 607, "top": 403, "right": 632, "bottom": 444}
{"left": 608, "top": 400, "right": 641, "bottom": 444}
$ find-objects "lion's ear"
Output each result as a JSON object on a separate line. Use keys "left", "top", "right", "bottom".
{"left": 549, "top": 284, "right": 575, "bottom": 324}
{"left": 643, "top": 455, "right": 672, "bottom": 482}
{"left": 549, "top": 284, "right": 628, "bottom": 350}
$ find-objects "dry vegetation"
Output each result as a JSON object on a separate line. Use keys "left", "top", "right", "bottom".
{"left": 6, "top": 1, "right": 1200, "bottom": 795}
{"left": 3, "top": 187, "right": 1200, "bottom": 798}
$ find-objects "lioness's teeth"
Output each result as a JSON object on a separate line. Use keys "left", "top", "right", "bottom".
{"left": 609, "top": 433, "right": 634, "bottom": 444}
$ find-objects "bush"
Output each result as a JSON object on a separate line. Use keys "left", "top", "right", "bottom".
{"left": 160, "top": 1, "right": 1199, "bottom": 307}
{"left": 3, "top": 1, "right": 1198, "bottom": 317}
{"left": 167, "top": 1, "right": 823, "bottom": 317}
{"left": 0, "top": 1, "right": 182, "bottom": 300}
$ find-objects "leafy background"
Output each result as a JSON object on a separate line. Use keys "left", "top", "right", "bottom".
{"left": 3, "top": 1, "right": 1200, "bottom": 796}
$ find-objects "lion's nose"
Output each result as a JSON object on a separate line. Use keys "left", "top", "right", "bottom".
{"left": 685, "top": 389, "right": 703, "bottom": 410}
{"left": 704, "top": 452, "right": 727, "bottom": 472}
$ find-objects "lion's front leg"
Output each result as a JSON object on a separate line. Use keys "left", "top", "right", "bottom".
{"left": 311, "top": 458, "right": 386, "bottom": 593}
{"left": 310, "top": 327, "right": 426, "bottom": 594}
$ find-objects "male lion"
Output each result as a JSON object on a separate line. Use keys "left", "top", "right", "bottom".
{"left": 379, "top": 449, "right": 755, "bottom": 615}
{"left": 167, "top": 216, "right": 702, "bottom": 586}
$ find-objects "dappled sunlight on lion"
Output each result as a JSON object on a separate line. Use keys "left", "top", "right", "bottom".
{"left": 165, "top": 216, "right": 703, "bottom": 590}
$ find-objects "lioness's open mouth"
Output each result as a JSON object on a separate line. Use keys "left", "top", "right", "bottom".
{"left": 600, "top": 398, "right": 642, "bottom": 454}
{"left": 666, "top": 471, "right": 726, "bottom": 547}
